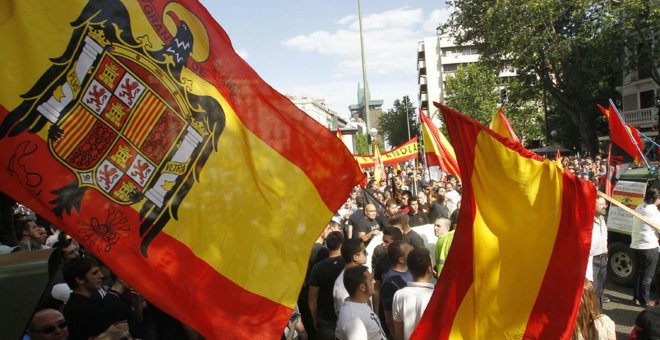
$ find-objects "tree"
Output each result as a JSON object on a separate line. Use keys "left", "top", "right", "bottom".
{"left": 378, "top": 96, "right": 419, "bottom": 149}
{"left": 444, "top": 63, "right": 545, "bottom": 145}
{"left": 444, "top": 63, "right": 500, "bottom": 125}
{"left": 445, "top": 0, "right": 631, "bottom": 154}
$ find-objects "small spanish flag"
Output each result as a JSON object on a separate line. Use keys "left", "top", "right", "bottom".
{"left": 489, "top": 106, "right": 520, "bottom": 143}
{"left": 0, "top": 1, "right": 363, "bottom": 338}
{"left": 598, "top": 102, "right": 644, "bottom": 165}
{"left": 413, "top": 103, "right": 595, "bottom": 339}
{"left": 420, "top": 109, "right": 461, "bottom": 180}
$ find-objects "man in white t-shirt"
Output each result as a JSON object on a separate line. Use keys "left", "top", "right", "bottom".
{"left": 632, "top": 188, "right": 660, "bottom": 307}
{"left": 333, "top": 239, "right": 368, "bottom": 316}
{"left": 444, "top": 183, "right": 461, "bottom": 213}
{"left": 336, "top": 266, "right": 387, "bottom": 340}
{"left": 392, "top": 247, "right": 435, "bottom": 340}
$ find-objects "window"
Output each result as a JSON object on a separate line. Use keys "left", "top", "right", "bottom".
{"left": 640, "top": 90, "right": 655, "bottom": 109}
{"left": 443, "top": 64, "right": 458, "bottom": 72}
{"left": 622, "top": 93, "right": 639, "bottom": 111}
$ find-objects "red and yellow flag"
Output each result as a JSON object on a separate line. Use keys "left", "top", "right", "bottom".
{"left": 420, "top": 110, "right": 461, "bottom": 180}
{"left": 373, "top": 143, "right": 386, "bottom": 182}
{"left": 413, "top": 103, "right": 595, "bottom": 339}
{"left": 0, "top": 1, "right": 363, "bottom": 338}
{"left": 598, "top": 103, "right": 644, "bottom": 164}
{"left": 489, "top": 107, "right": 520, "bottom": 143}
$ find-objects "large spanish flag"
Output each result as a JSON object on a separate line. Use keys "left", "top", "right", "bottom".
{"left": 489, "top": 107, "right": 520, "bottom": 143}
{"left": 0, "top": 1, "right": 363, "bottom": 338}
{"left": 412, "top": 103, "right": 595, "bottom": 339}
{"left": 420, "top": 110, "right": 461, "bottom": 180}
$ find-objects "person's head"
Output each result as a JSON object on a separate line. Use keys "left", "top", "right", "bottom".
{"left": 572, "top": 280, "right": 601, "bottom": 340}
{"left": 445, "top": 183, "right": 454, "bottom": 191}
{"left": 644, "top": 187, "right": 660, "bottom": 205}
{"left": 449, "top": 177, "right": 457, "bottom": 186}
{"left": 14, "top": 204, "right": 41, "bottom": 243}
{"left": 385, "top": 199, "right": 399, "bottom": 217}
{"left": 434, "top": 217, "right": 451, "bottom": 237}
{"left": 365, "top": 204, "right": 378, "bottom": 220}
{"left": 387, "top": 240, "right": 414, "bottom": 266}
{"left": 408, "top": 197, "right": 419, "bottom": 213}
{"left": 407, "top": 247, "right": 433, "bottom": 280}
{"left": 321, "top": 221, "right": 341, "bottom": 239}
{"left": 63, "top": 257, "right": 103, "bottom": 293}
{"left": 400, "top": 190, "right": 412, "bottom": 206}
{"left": 28, "top": 309, "right": 68, "bottom": 340}
{"left": 343, "top": 265, "right": 374, "bottom": 299}
{"left": 382, "top": 226, "right": 403, "bottom": 250}
{"left": 355, "top": 195, "right": 364, "bottom": 208}
{"left": 368, "top": 179, "right": 378, "bottom": 191}
{"left": 593, "top": 197, "right": 607, "bottom": 218}
{"left": 341, "top": 239, "right": 367, "bottom": 265}
{"left": 389, "top": 213, "right": 410, "bottom": 231}
{"left": 325, "top": 231, "right": 344, "bottom": 251}
{"left": 417, "top": 192, "right": 427, "bottom": 205}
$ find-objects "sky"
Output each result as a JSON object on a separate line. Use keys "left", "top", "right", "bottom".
{"left": 199, "top": 1, "right": 451, "bottom": 119}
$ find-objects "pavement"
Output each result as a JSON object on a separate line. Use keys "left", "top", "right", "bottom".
{"left": 603, "top": 279, "right": 656, "bottom": 340}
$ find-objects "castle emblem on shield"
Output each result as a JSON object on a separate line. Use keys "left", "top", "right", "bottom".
{"left": 0, "top": 0, "right": 226, "bottom": 255}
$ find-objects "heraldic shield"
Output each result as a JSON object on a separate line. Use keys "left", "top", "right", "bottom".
{"left": 0, "top": 0, "right": 226, "bottom": 256}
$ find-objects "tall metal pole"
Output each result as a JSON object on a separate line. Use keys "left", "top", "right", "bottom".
{"left": 358, "top": 0, "right": 372, "bottom": 153}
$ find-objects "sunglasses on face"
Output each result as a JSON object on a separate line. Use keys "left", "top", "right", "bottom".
{"left": 34, "top": 320, "right": 67, "bottom": 334}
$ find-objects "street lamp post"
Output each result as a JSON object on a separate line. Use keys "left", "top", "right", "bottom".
{"left": 357, "top": 0, "right": 371, "bottom": 151}
{"left": 369, "top": 128, "right": 378, "bottom": 154}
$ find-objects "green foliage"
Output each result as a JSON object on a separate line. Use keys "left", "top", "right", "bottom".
{"left": 355, "top": 134, "right": 369, "bottom": 155}
{"left": 355, "top": 133, "right": 384, "bottom": 155}
{"left": 378, "top": 96, "right": 419, "bottom": 148}
{"left": 444, "top": 63, "right": 545, "bottom": 145}
{"left": 445, "top": 0, "right": 641, "bottom": 154}
{"left": 444, "top": 63, "right": 500, "bottom": 125}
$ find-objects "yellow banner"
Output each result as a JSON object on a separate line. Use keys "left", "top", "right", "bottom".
{"left": 355, "top": 137, "right": 419, "bottom": 168}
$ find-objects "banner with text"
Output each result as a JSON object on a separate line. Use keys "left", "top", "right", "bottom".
{"left": 355, "top": 137, "right": 419, "bottom": 168}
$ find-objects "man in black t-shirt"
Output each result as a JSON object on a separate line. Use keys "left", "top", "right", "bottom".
{"left": 355, "top": 204, "right": 384, "bottom": 245}
{"left": 63, "top": 257, "right": 120, "bottom": 340}
{"left": 308, "top": 231, "right": 345, "bottom": 340}
{"left": 408, "top": 197, "right": 429, "bottom": 227}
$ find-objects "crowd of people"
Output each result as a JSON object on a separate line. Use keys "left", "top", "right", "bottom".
{"left": 2, "top": 156, "right": 660, "bottom": 339}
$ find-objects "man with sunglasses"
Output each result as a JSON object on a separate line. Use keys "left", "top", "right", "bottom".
{"left": 28, "top": 308, "right": 69, "bottom": 340}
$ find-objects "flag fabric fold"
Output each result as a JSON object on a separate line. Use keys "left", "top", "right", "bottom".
{"left": 412, "top": 103, "right": 595, "bottom": 339}
{"left": 0, "top": 1, "right": 363, "bottom": 338}
{"left": 420, "top": 109, "right": 461, "bottom": 180}
{"left": 489, "top": 107, "right": 520, "bottom": 143}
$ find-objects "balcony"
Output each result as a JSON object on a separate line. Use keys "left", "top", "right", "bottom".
{"left": 622, "top": 107, "right": 659, "bottom": 128}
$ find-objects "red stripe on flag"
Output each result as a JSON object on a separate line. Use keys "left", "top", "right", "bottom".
{"left": 522, "top": 169, "right": 595, "bottom": 338}
{"left": 142, "top": 232, "right": 293, "bottom": 339}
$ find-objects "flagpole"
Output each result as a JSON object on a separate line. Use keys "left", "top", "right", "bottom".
{"left": 357, "top": 0, "right": 372, "bottom": 153}
{"left": 609, "top": 99, "right": 651, "bottom": 170}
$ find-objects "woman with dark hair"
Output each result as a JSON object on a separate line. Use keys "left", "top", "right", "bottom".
{"left": 571, "top": 280, "right": 615, "bottom": 340}
{"left": 632, "top": 187, "right": 660, "bottom": 307}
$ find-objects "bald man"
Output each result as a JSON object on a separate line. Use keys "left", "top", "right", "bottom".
{"left": 355, "top": 204, "right": 383, "bottom": 245}
{"left": 28, "top": 309, "right": 69, "bottom": 340}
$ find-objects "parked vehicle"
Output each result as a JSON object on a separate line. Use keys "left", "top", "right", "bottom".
{"left": 606, "top": 166, "right": 660, "bottom": 286}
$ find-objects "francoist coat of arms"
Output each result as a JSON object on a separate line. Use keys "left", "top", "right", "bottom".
{"left": 0, "top": 0, "right": 226, "bottom": 255}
